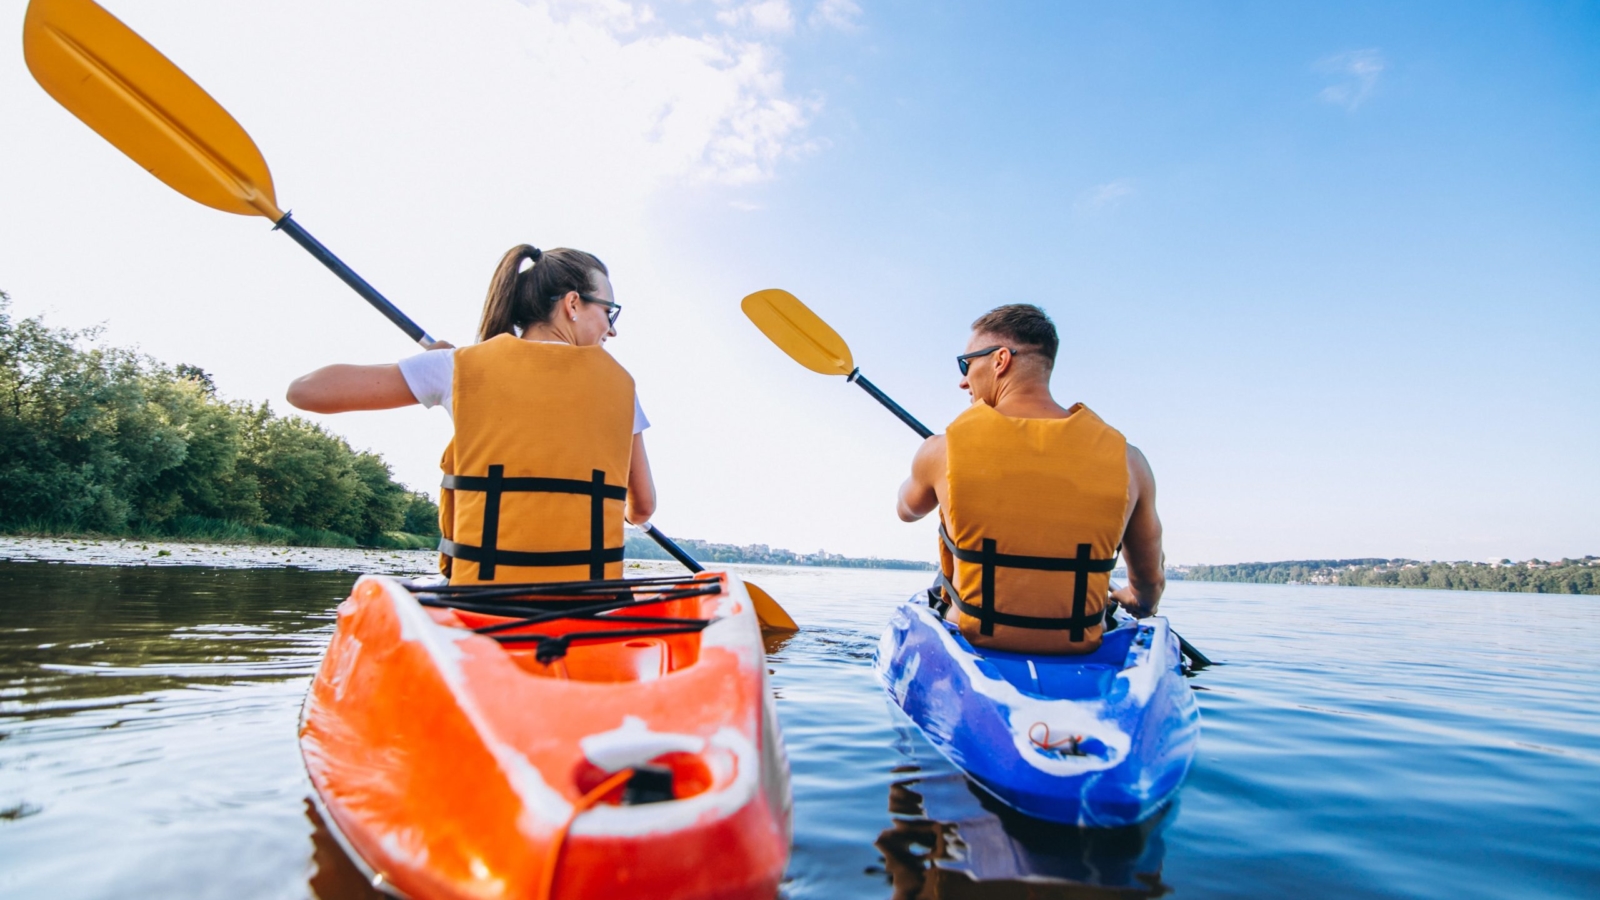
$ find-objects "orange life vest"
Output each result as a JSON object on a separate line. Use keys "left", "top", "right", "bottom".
{"left": 937, "top": 402, "right": 1129, "bottom": 654}
{"left": 437, "top": 335, "right": 634, "bottom": 585}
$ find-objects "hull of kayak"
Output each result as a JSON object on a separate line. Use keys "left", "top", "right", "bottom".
{"left": 875, "top": 599, "right": 1199, "bottom": 828}
{"left": 300, "top": 573, "right": 791, "bottom": 900}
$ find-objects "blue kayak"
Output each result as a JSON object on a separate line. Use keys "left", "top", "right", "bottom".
{"left": 875, "top": 599, "right": 1200, "bottom": 827}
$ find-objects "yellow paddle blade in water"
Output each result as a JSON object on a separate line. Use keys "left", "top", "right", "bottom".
{"left": 23, "top": 0, "right": 282, "bottom": 219}
{"left": 747, "top": 581, "right": 798, "bottom": 634}
{"left": 741, "top": 289, "right": 855, "bottom": 377}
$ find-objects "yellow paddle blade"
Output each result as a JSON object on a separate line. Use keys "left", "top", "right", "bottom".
{"left": 23, "top": 0, "right": 282, "bottom": 219}
{"left": 741, "top": 289, "right": 855, "bottom": 377}
{"left": 747, "top": 581, "right": 798, "bottom": 634}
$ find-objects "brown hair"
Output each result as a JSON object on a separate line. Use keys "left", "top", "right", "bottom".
{"left": 971, "top": 304, "right": 1059, "bottom": 368}
{"left": 477, "top": 245, "right": 609, "bottom": 342}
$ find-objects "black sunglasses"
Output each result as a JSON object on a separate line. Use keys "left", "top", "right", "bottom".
{"left": 956, "top": 345, "right": 1009, "bottom": 375}
{"left": 559, "top": 292, "right": 621, "bottom": 327}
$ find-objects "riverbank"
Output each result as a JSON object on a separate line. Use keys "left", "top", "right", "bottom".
{"left": 0, "top": 536, "right": 692, "bottom": 578}
{"left": 0, "top": 535, "right": 441, "bottom": 575}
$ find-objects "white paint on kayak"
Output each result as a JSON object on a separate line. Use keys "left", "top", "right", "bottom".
{"left": 581, "top": 716, "right": 707, "bottom": 772}
{"left": 894, "top": 603, "right": 1135, "bottom": 777}
{"left": 570, "top": 726, "right": 761, "bottom": 838}
{"left": 370, "top": 573, "right": 771, "bottom": 843}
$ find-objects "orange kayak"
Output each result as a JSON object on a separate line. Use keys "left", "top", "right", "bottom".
{"left": 300, "top": 572, "right": 792, "bottom": 899}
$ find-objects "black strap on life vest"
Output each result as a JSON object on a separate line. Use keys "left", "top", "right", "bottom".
{"left": 439, "top": 465, "right": 627, "bottom": 581}
{"left": 940, "top": 524, "right": 1116, "bottom": 641}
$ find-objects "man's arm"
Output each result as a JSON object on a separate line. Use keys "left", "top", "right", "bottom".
{"left": 896, "top": 435, "right": 945, "bottom": 522}
{"left": 1112, "top": 444, "right": 1165, "bottom": 617}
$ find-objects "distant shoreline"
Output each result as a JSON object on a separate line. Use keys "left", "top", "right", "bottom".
{"left": 622, "top": 530, "right": 937, "bottom": 571}
{"left": 1171, "top": 557, "right": 1599, "bottom": 596}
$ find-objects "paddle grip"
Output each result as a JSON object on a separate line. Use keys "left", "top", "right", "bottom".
{"left": 274, "top": 213, "right": 437, "bottom": 347}
{"left": 641, "top": 524, "right": 705, "bottom": 574}
{"left": 847, "top": 370, "right": 934, "bottom": 439}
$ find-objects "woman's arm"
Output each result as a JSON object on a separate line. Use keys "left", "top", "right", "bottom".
{"left": 286, "top": 364, "right": 418, "bottom": 414}
{"left": 625, "top": 432, "right": 656, "bottom": 526}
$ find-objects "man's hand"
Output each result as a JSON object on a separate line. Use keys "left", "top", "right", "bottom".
{"left": 1110, "top": 584, "right": 1155, "bottom": 618}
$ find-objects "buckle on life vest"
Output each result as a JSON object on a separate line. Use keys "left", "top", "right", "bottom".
{"left": 441, "top": 466, "right": 627, "bottom": 581}
{"left": 940, "top": 524, "right": 1117, "bottom": 641}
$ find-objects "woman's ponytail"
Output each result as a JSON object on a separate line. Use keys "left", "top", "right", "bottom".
{"left": 477, "top": 244, "right": 609, "bottom": 342}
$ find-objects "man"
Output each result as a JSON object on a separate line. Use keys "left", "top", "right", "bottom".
{"left": 896, "top": 304, "right": 1165, "bottom": 654}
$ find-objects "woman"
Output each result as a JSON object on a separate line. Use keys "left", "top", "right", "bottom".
{"left": 286, "top": 245, "right": 655, "bottom": 585}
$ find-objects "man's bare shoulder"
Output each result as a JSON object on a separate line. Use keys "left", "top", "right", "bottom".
{"left": 912, "top": 433, "right": 947, "bottom": 474}
{"left": 1125, "top": 443, "right": 1156, "bottom": 498}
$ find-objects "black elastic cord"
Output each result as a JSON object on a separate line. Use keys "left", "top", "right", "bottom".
{"left": 495, "top": 625, "right": 711, "bottom": 664}
{"left": 406, "top": 575, "right": 721, "bottom": 663}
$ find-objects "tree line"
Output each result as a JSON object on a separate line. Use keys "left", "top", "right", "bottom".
{"left": 1177, "top": 558, "right": 1599, "bottom": 595}
{"left": 0, "top": 292, "right": 438, "bottom": 548}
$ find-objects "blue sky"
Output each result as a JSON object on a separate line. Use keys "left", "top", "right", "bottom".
{"left": 2, "top": 0, "right": 1595, "bottom": 563}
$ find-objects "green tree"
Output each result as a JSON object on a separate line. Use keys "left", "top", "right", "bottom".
{"left": 0, "top": 292, "right": 428, "bottom": 546}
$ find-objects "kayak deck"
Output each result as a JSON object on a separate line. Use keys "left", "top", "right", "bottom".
{"left": 300, "top": 573, "right": 791, "bottom": 900}
{"left": 876, "top": 599, "right": 1199, "bottom": 828}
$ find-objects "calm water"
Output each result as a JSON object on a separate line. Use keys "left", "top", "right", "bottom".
{"left": 1, "top": 560, "right": 1597, "bottom": 899}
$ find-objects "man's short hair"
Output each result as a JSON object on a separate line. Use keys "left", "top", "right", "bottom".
{"left": 971, "top": 304, "right": 1059, "bottom": 368}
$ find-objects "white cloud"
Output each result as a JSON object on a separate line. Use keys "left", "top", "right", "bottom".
{"left": 1316, "top": 48, "right": 1384, "bottom": 111}
{"left": 1077, "top": 178, "right": 1135, "bottom": 211}
{"left": 716, "top": 0, "right": 796, "bottom": 34}
{"left": 810, "top": 0, "right": 862, "bottom": 30}
{"left": 506, "top": 0, "right": 812, "bottom": 185}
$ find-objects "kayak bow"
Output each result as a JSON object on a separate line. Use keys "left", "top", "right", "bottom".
{"left": 300, "top": 573, "right": 791, "bottom": 899}
{"left": 876, "top": 598, "right": 1199, "bottom": 828}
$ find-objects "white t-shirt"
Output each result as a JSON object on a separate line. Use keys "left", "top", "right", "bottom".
{"left": 398, "top": 347, "right": 650, "bottom": 434}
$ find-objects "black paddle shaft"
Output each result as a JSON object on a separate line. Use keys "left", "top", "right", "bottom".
{"left": 848, "top": 369, "right": 934, "bottom": 439}
{"left": 642, "top": 524, "right": 706, "bottom": 574}
{"left": 274, "top": 212, "right": 436, "bottom": 347}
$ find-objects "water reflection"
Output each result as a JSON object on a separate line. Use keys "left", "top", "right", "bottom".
{"left": 305, "top": 799, "right": 384, "bottom": 900}
{"left": 876, "top": 774, "right": 1170, "bottom": 899}
{"left": 876, "top": 718, "right": 1170, "bottom": 899}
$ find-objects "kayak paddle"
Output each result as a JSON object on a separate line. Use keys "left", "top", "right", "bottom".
{"left": 639, "top": 524, "right": 798, "bottom": 632}
{"left": 742, "top": 288, "right": 1210, "bottom": 667}
{"left": 741, "top": 289, "right": 935, "bottom": 439}
{"left": 23, "top": 0, "right": 435, "bottom": 348}
{"left": 22, "top": 0, "right": 801, "bottom": 632}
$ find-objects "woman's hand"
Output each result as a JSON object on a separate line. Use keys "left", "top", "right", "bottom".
{"left": 422, "top": 339, "right": 455, "bottom": 351}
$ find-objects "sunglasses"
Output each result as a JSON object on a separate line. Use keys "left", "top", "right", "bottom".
{"left": 956, "top": 345, "right": 1009, "bottom": 375}
{"left": 577, "top": 293, "right": 622, "bottom": 327}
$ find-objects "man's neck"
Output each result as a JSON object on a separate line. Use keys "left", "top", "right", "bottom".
{"left": 989, "top": 378, "right": 1071, "bottom": 419}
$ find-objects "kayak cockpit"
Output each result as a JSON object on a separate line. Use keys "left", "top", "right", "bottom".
{"left": 406, "top": 575, "right": 724, "bottom": 684}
